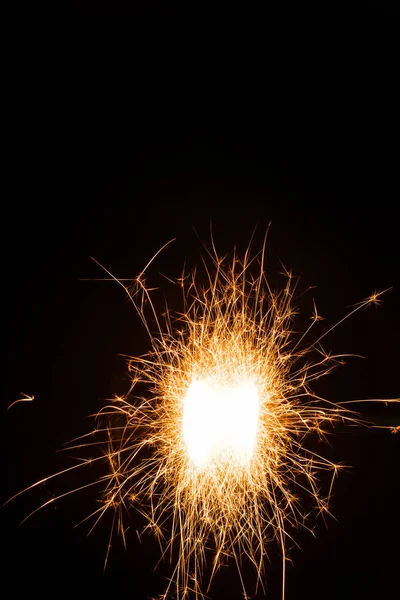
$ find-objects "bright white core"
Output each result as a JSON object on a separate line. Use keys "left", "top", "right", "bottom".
{"left": 183, "top": 379, "right": 259, "bottom": 467}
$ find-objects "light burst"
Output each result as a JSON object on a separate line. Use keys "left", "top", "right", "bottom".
{"left": 8, "top": 234, "right": 399, "bottom": 600}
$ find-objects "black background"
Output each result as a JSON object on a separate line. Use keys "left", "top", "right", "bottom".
{"left": 2, "top": 11, "right": 399, "bottom": 600}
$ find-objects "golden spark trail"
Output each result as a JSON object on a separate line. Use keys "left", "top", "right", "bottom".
{"left": 7, "top": 235, "right": 399, "bottom": 600}
{"left": 7, "top": 393, "right": 34, "bottom": 412}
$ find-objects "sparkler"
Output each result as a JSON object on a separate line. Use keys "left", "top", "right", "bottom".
{"left": 7, "top": 233, "right": 399, "bottom": 600}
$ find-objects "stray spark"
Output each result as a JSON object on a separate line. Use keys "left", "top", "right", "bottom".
{"left": 7, "top": 393, "right": 34, "bottom": 412}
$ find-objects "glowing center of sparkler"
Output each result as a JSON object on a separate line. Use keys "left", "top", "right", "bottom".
{"left": 183, "top": 379, "right": 260, "bottom": 467}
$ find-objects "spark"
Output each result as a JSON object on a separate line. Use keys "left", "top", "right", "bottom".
{"left": 7, "top": 393, "right": 34, "bottom": 412}
{"left": 7, "top": 235, "right": 399, "bottom": 600}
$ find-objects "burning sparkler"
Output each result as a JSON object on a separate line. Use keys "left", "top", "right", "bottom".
{"left": 7, "top": 233, "right": 399, "bottom": 600}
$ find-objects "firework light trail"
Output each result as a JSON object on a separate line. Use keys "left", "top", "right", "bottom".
{"left": 7, "top": 233, "right": 399, "bottom": 600}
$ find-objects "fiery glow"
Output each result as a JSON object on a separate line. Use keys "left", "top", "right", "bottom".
{"left": 8, "top": 235, "right": 399, "bottom": 600}
{"left": 183, "top": 378, "right": 260, "bottom": 467}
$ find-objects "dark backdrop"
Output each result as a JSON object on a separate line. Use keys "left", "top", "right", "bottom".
{"left": 2, "top": 13, "right": 399, "bottom": 600}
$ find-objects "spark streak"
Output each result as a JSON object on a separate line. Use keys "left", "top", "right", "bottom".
{"left": 7, "top": 393, "right": 34, "bottom": 412}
